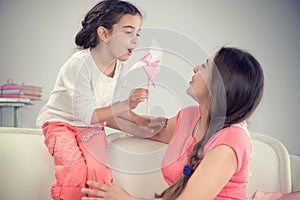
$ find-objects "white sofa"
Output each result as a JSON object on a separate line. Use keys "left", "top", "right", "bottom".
{"left": 0, "top": 127, "right": 299, "bottom": 200}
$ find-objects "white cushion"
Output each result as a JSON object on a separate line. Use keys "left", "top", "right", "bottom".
{"left": 107, "top": 132, "right": 169, "bottom": 198}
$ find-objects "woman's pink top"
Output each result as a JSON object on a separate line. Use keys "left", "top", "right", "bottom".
{"left": 161, "top": 106, "right": 252, "bottom": 199}
{"left": 201, "top": 125, "right": 252, "bottom": 199}
{"left": 161, "top": 106, "right": 201, "bottom": 185}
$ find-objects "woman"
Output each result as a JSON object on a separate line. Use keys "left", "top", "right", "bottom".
{"left": 81, "top": 46, "right": 264, "bottom": 200}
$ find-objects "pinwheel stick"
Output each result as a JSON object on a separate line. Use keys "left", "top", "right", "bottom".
{"left": 146, "top": 77, "right": 149, "bottom": 116}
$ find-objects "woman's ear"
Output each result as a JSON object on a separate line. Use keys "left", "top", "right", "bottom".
{"left": 97, "top": 26, "right": 109, "bottom": 42}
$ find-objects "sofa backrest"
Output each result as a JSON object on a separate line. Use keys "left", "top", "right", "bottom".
{"left": 0, "top": 128, "right": 297, "bottom": 200}
{"left": 0, "top": 127, "right": 54, "bottom": 200}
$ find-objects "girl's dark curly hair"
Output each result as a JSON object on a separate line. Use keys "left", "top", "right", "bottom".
{"left": 75, "top": 0, "right": 141, "bottom": 49}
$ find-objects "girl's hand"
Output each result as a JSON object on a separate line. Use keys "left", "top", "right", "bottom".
{"left": 81, "top": 181, "right": 134, "bottom": 200}
{"left": 128, "top": 88, "right": 148, "bottom": 110}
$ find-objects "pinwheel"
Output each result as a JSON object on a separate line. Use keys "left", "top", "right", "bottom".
{"left": 141, "top": 52, "right": 161, "bottom": 88}
{"left": 129, "top": 39, "right": 163, "bottom": 116}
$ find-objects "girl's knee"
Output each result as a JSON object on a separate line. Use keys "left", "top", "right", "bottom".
{"left": 51, "top": 185, "right": 85, "bottom": 200}
{"left": 55, "top": 163, "right": 88, "bottom": 186}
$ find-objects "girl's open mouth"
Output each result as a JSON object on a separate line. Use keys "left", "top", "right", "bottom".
{"left": 128, "top": 49, "right": 133, "bottom": 56}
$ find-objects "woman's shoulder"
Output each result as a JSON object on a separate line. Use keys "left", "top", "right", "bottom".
{"left": 174, "top": 105, "right": 200, "bottom": 125}
{"left": 204, "top": 125, "right": 252, "bottom": 169}
{"left": 178, "top": 105, "right": 200, "bottom": 118}
{"left": 204, "top": 124, "right": 250, "bottom": 148}
{"left": 216, "top": 124, "right": 251, "bottom": 143}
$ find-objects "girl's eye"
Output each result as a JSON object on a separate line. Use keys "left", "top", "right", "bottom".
{"left": 124, "top": 31, "right": 141, "bottom": 37}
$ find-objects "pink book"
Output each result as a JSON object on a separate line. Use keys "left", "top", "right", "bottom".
{"left": 0, "top": 94, "right": 41, "bottom": 101}
{"left": 1, "top": 89, "right": 42, "bottom": 96}
{"left": 0, "top": 84, "right": 42, "bottom": 91}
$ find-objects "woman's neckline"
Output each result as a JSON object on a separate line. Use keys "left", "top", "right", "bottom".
{"left": 192, "top": 119, "right": 202, "bottom": 141}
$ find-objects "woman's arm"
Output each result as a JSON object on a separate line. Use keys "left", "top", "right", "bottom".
{"left": 176, "top": 145, "right": 237, "bottom": 200}
{"left": 148, "top": 115, "right": 177, "bottom": 144}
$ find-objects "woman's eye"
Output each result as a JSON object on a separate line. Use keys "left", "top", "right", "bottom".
{"left": 136, "top": 32, "right": 141, "bottom": 37}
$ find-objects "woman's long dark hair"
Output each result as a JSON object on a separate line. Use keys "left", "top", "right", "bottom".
{"left": 156, "top": 47, "right": 264, "bottom": 200}
{"left": 75, "top": 0, "right": 141, "bottom": 49}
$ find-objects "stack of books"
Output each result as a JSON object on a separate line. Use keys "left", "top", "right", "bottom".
{"left": 0, "top": 84, "right": 42, "bottom": 101}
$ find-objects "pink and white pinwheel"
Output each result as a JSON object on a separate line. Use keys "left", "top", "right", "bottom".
{"left": 141, "top": 52, "right": 161, "bottom": 87}
{"left": 128, "top": 42, "right": 163, "bottom": 116}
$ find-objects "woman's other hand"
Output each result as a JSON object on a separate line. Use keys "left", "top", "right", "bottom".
{"left": 81, "top": 181, "right": 135, "bottom": 200}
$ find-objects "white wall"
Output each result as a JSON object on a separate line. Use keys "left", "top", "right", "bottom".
{"left": 0, "top": 0, "right": 299, "bottom": 156}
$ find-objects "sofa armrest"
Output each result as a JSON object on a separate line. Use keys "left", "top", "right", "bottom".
{"left": 248, "top": 133, "right": 292, "bottom": 198}
{"left": 290, "top": 154, "right": 300, "bottom": 192}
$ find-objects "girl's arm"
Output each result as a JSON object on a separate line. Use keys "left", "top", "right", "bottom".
{"left": 107, "top": 113, "right": 177, "bottom": 144}
{"left": 106, "top": 110, "right": 168, "bottom": 139}
{"left": 91, "top": 100, "right": 128, "bottom": 124}
{"left": 91, "top": 88, "right": 148, "bottom": 124}
{"left": 176, "top": 144, "right": 237, "bottom": 200}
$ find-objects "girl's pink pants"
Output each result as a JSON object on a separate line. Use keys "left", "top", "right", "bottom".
{"left": 42, "top": 121, "right": 113, "bottom": 200}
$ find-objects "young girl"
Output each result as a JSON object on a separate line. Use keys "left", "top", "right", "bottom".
{"left": 36, "top": 1, "right": 166, "bottom": 200}
{"left": 81, "top": 47, "right": 264, "bottom": 200}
